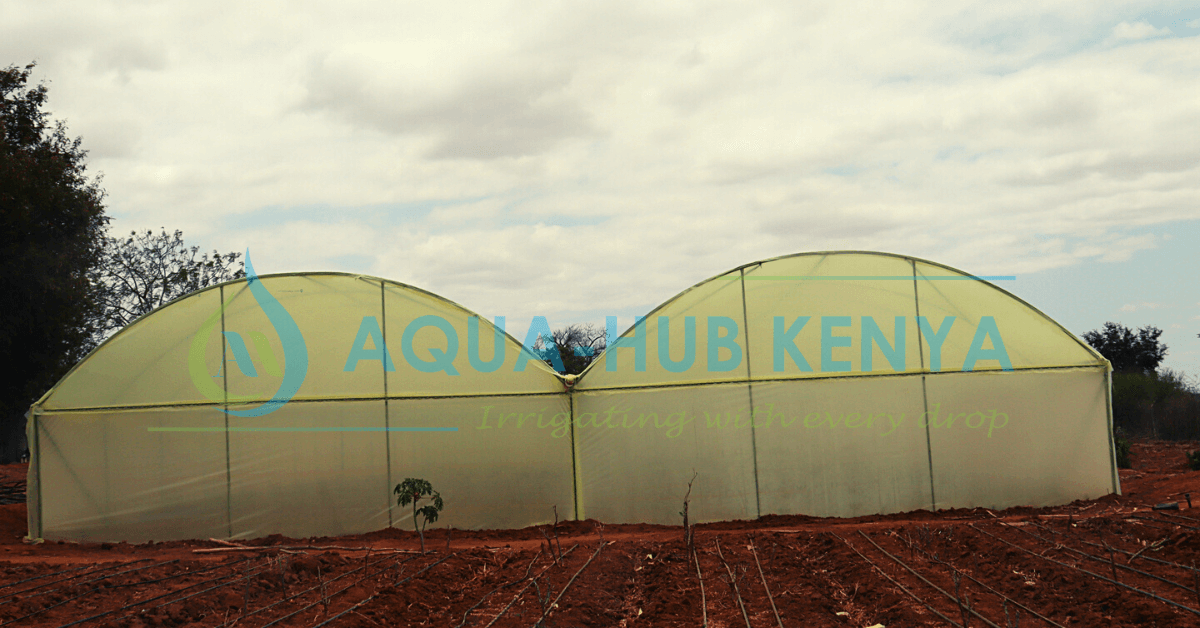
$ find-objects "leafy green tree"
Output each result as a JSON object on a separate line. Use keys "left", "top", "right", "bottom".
{"left": 90, "top": 229, "right": 243, "bottom": 340}
{"left": 395, "top": 478, "right": 444, "bottom": 553}
{"left": 1082, "top": 322, "right": 1167, "bottom": 375}
{"left": 0, "top": 63, "right": 108, "bottom": 462}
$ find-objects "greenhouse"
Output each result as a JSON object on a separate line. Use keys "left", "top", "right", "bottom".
{"left": 25, "top": 251, "right": 1119, "bottom": 542}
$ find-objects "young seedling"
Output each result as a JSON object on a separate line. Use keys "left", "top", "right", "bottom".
{"left": 680, "top": 470, "right": 698, "bottom": 554}
{"left": 551, "top": 505, "right": 563, "bottom": 560}
{"left": 540, "top": 528, "right": 557, "bottom": 564}
{"left": 395, "top": 478, "right": 445, "bottom": 554}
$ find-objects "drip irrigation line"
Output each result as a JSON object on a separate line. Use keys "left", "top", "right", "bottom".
{"left": 454, "top": 550, "right": 542, "bottom": 628}
{"left": 529, "top": 542, "right": 605, "bottom": 628}
{"left": 892, "top": 529, "right": 1065, "bottom": 628}
{"left": 748, "top": 536, "right": 784, "bottom": 628}
{"left": 266, "top": 552, "right": 454, "bottom": 628}
{"left": 301, "top": 552, "right": 455, "bottom": 628}
{"left": 0, "top": 559, "right": 155, "bottom": 606}
{"left": 395, "top": 552, "right": 454, "bottom": 586}
{"left": 217, "top": 553, "right": 403, "bottom": 627}
{"left": 0, "top": 561, "right": 120, "bottom": 593}
{"left": 107, "top": 560, "right": 272, "bottom": 626}
{"left": 308, "top": 592, "right": 374, "bottom": 628}
{"left": 71, "top": 559, "right": 181, "bottom": 588}
{"left": 258, "top": 559, "right": 406, "bottom": 628}
{"left": 1127, "top": 515, "right": 1194, "bottom": 533}
{"left": 52, "top": 558, "right": 262, "bottom": 628}
{"left": 1154, "top": 510, "right": 1200, "bottom": 524}
{"left": 1000, "top": 522, "right": 1192, "bottom": 593}
{"left": 253, "top": 554, "right": 409, "bottom": 628}
{"left": 1029, "top": 520, "right": 1200, "bottom": 575}
{"left": 970, "top": 523, "right": 1200, "bottom": 618}
{"left": 831, "top": 532, "right": 964, "bottom": 628}
{"left": 101, "top": 557, "right": 251, "bottom": 591}
{"left": 194, "top": 544, "right": 422, "bottom": 554}
{"left": 713, "top": 539, "right": 752, "bottom": 628}
{"left": 107, "top": 557, "right": 252, "bottom": 593}
{"left": 693, "top": 546, "right": 708, "bottom": 628}
{"left": 1144, "top": 513, "right": 1200, "bottom": 532}
{"left": 35, "top": 556, "right": 249, "bottom": 626}
{"left": 480, "top": 543, "right": 579, "bottom": 628}
{"left": 3, "top": 559, "right": 189, "bottom": 627}
{"left": 857, "top": 531, "right": 1002, "bottom": 628}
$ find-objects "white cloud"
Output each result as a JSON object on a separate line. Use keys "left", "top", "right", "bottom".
{"left": 301, "top": 57, "right": 599, "bottom": 160}
{"left": 1, "top": 1, "right": 1198, "bottom": 344}
{"left": 1109, "top": 21, "right": 1171, "bottom": 42}
{"left": 1119, "top": 302, "right": 1166, "bottom": 312}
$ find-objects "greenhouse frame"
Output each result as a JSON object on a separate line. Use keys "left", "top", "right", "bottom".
{"left": 25, "top": 251, "right": 1119, "bottom": 542}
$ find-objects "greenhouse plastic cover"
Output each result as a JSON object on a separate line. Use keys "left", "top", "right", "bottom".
{"left": 25, "top": 251, "right": 1119, "bottom": 542}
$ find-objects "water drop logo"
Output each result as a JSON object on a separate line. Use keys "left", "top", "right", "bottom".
{"left": 189, "top": 251, "right": 309, "bottom": 416}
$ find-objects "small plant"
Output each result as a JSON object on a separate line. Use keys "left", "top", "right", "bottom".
{"left": 1114, "top": 429, "right": 1132, "bottom": 469}
{"left": 1187, "top": 451, "right": 1200, "bottom": 471}
{"left": 395, "top": 478, "right": 444, "bottom": 553}
{"left": 680, "top": 470, "right": 697, "bottom": 554}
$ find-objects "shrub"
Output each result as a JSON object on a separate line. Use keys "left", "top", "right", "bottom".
{"left": 1114, "top": 429, "right": 1132, "bottom": 469}
{"left": 1111, "top": 370, "right": 1200, "bottom": 439}
{"left": 1187, "top": 450, "right": 1200, "bottom": 471}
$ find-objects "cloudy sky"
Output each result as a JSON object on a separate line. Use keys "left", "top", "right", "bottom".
{"left": 4, "top": 1, "right": 1199, "bottom": 377}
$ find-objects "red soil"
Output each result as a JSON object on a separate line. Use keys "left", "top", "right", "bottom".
{"left": 3, "top": 439, "right": 1200, "bottom": 627}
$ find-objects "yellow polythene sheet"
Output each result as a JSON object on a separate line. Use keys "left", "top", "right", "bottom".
{"left": 26, "top": 252, "right": 1119, "bottom": 542}
{"left": 381, "top": 283, "right": 566, "bottom": 397}
{"left": 40, "top": 288, "right": 226, "bottom": 410}
{"left": 926, "top": 367, "right": 1114, "bottom": 510}
{"left": 752, "top": 375, "right": 933, "bottom": 519}
{"left": 227, "top": 400, "right": 391, "bottom": 540}
{"left": 32, "top": 406, "right": 229, "bottom": 543}
{"left": 573, "top": 385, "right": 758, "bottom": 525}
{"left": 388, "top": 394, "right": 574, "bottom": 531}
{"left": 221, "top": 276, "right": 387, "bottom": 404}
{"left": 742, "top": 254, "right": 926, "bottom": 380}
{"left": 913, "top": 261, "right": 1100, "bottom": 372}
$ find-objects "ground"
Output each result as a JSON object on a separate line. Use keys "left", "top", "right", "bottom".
{"left": 3, "top": 440, "right": 1200, "bottom": 627}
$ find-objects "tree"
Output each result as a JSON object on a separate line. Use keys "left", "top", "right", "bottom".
{"left": 0, "top": 63, "right": 108, "bottom": 462}
{"left": 1082, "top": 322, "right": 1167, "bottom": 374}
{"left": 534, "top": 324, "right": 607, "bottom": 375}
{"left": 394, "top": 478, "right": 444, "bottom": 553}
{"left": 90, "top": 229, "right": 243, "bottom": 340}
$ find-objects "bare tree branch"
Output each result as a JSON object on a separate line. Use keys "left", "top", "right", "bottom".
{"left": 89, "top": 229, "right": 244, "bottom": 341}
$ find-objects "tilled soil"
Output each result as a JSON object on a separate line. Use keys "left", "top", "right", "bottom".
{"left": 3, "top": 439, "right": 1200, "bottom": 627}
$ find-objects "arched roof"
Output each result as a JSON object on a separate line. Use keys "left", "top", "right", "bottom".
{"left": 35, "top": 272, "right": 564, "bottom": 415}
{"left": 576, "top": 250, "right": 1106, "bottom": 391}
